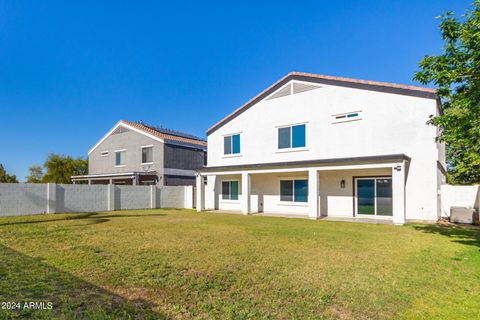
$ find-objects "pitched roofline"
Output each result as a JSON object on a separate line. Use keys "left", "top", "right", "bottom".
{"left": 206, "top": 72, "right": 438, "bottom": 135}
{"left": 88, "top": 120, "right": 207, "bottom": 155}
{"left": 87, "top": 120, "right": 165, "bottom": 155}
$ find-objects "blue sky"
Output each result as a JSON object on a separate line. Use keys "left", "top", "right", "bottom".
{"left": 0, "top": 0, "right": 472, "bottom": 180}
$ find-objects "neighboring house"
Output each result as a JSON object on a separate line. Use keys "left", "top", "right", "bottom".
{"left": 196, "top": 72, "right": 446, "bottom": 225}
{"left": 72, "top": 120, "right": 207, "bottom": 186}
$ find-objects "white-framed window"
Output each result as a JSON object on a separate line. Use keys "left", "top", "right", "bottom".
{"left": 100, "top": 151, "right": 109, "bottom": 157}
{"left": 141, "top": 145, "right": 153, "bottom": 164}
{"left": 221, "top": 180, "right": 239, "bottom": 200}
{"left": 280, "top": 179, "right": 308, "bottom": 202}
{"left": 115, "top": 149, "right": 126, "bottom": 166}
{"left": 278, "top": 123, "right": 306, "bottom": 149}
{"left": 224, "top": 134, "right": 241, "bottom": 155}
{"left": 332, "top": 111, "right": 362, "bottom": 123}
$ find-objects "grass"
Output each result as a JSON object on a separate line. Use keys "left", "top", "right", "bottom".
{"left": 0, "top": 209, "right": 479, "bottom": 319}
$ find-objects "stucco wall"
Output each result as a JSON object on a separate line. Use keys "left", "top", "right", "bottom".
{"left": 440, "top": 184, "right": 479, "bottom": 218}
{"left": 206, "top": 80, "right": 444, "bottom": 221}
{"left": 89, "top": 127, "right": 165, "bottom": 177}
{"left": 318, "top": 168, "right": 391, "bottom": 217}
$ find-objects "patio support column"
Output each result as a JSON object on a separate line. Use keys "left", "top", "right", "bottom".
{"left": 392, "top": 161, "right": 406, "bottom": 225}
{"left": 241, "top": 172, "right": 251, "bottom": 215}
{"left": 196, "top": 173, "right": 205, "bottom": 212}
{"left": 308, "top": 169, "right": 319, "bottom": 219}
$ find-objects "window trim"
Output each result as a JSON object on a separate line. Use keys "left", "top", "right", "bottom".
{"left": 276, "top": 122, "right": 307, "bottom": 151}
{"left": 141, "top": 145, "right": 154, "bottom": 165}
{"left": 100, "top": 150, "right": 109, "bottom": 157}
{"left": 279, "top": 178, "right": 309, "bottom": 203}
{"left": 220, "top": 180, "right": 240, "bottom": 202}
{"left": 223, "top": 133, "right": 242, "bottom": 155}
{"left": 114, "top": 149, "right": 127, "bottom": 167}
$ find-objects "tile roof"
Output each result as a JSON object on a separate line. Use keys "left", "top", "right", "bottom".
{"left": 207, "top": 72, "right": 438, "bottom": 135}
{"left": 121, "top": 120, "right": 207, "bottom": 147}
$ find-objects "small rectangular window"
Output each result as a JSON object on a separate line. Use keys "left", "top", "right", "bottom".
{"left": 222, "top": 181, "right": 239, "bottom": 200}
{"left": 224, "top": 134, "right": 241, "bottom": 155}
{"left": 280, "top": 179, "right": 308, "bottom": 202}
{"left": 333, "top": 111, "right": 362, "bottom": 123}
{"left": 100, "top": 151, "right": 109, "bottom": 157}
{"left": 142, "top": 146, "right": 153, "bottom": 164}
{"left": 115, "top": 150, "right": 126, "bottom": 166}
{"left": 278, "top": 124, "right": 306, "bottom": 149}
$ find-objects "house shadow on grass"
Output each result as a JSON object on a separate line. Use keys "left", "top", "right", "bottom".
{"left": 0, "top": 212, "right": 167, "bottom": 227}
{"left": 413, "top": 224, "right": 480, "bottom": 249}
{"left": 0, "top": 244, "right": 167, "bottom": 319}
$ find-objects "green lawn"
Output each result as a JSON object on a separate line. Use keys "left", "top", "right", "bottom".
{"left": 0, "top": 209, "right": 479, "bottom": 319}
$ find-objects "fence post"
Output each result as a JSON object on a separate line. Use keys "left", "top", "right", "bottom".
{"left": 107, "top": 184, "right": 115, "bottom": 211}
{"left": 184, "top": 186, "right": 194, "bottom": 209}
{"left": 150, "top": 185, "right": 157, "bottom": 209}
{"left": 46, "top": 183, "right": 56, "bottom": 214}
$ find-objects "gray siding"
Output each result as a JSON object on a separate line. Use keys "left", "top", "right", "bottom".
{"left": 89, "top": 128, "right": 165, "bottom": 177}
{"left": 164, "top": 143, "right": 205, "bottom": 170}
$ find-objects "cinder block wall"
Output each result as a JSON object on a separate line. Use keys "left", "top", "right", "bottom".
{"left": 0, "top": 183, "right": 191, "bottom": 217}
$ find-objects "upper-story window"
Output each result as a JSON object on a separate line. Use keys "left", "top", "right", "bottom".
{"left": 100, "top": 151, "right": 109, "bottom": 157}
{"left": 141, "top": 146, "right": 153, "bottom": 164}
{"left": 115, "top": 150, "right": 126, "bottom": 166}
{"left": 278, "top": 124, "right": 306, "bottom": 149}
{"left": 224, "top": 134, "right": 240, "bottom": 155}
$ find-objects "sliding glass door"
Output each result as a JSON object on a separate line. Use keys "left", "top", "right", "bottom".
{"left": 355, "top": 177, "right": 392, "bottom": 217}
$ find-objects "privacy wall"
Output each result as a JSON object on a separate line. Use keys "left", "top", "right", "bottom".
{"left": 0, "top": 183, "right": 193, "bottom": 217}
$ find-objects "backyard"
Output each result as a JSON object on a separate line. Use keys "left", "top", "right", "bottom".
{"left": 0, "top": 209, "right": 479, "bottom": 319}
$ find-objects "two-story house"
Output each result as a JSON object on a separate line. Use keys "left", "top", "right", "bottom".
{"left": 196, "top": 72, "right": 446, "bottom": 225}
{"left": 72, "top": 120, "right": 207, "bottom": 186}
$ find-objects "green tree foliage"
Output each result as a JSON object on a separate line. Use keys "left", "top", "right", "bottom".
{"left": 41, "top": 154, "right": 88, "bottom": 184}
{"left": 26, "top": 165, "right": 44, "bottom": 183}
{"left": 0, "top": 164, "right": 18, "bottom": 183}
{"left": 414, "top": 1, "right": 480, "bottom": 184}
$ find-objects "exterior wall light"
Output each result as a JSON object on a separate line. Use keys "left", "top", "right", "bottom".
{"left": 340, "top": 179, "right": 345, "bottom": 188}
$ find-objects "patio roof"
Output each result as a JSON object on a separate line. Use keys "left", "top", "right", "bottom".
{"left": 198, "top": 154, "right": 410, "bottom": 173}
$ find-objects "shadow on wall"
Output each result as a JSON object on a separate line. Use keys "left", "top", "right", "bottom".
{"left": 0, "top": 212, "right": 166, "bottom": 227}
{"left": 0, "top": 244, "right": 167, "bottom": 319}
{"left": 413, "top": 224, "right": 480, "bottom": 249}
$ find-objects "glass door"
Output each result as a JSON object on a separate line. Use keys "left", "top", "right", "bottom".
{"left": 357, "top": 179, "right": 375, "bottom": 215}
{"left": 355, "top": 177, "right": 392, "bottom": 217}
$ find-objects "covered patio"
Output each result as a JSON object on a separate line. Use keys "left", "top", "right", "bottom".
{"left": 196, "top": 155, "right": 409, "bottom": 224}
{"left": 71, "top": 171, "right": 158, "bottom": 185}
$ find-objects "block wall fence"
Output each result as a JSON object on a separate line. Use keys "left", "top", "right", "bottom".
{"left": 0, "top": 183, "right": 194, "bottom": 217}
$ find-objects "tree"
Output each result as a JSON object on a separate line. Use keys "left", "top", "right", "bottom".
{"left": 0, "top": 164, "right": 18, "bottom": 183}
{"left": 42, "top": 154, "right": 88, "bottom": 184}
{"left": 26, "top": 165, "right": 44, "bottom": 183}
{"left": 414, "top": 1, "right": 480, "bottom": 185}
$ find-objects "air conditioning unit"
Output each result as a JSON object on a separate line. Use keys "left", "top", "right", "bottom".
{"left": 450, "top": 207, "right": 478, "bottom": 224}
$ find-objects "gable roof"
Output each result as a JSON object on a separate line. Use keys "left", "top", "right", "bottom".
{"left": 207, "top": 72, "right": 438, "bottom": 135}
{"left": 88, "top": 120, "right": 207, "bottom": 155}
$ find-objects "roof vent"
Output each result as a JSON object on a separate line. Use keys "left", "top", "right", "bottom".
{"left": 292, "top": 82, "right": 321, "bottom": 94}
{"left": 266, "top": 83, "right": 292, "bottom": 100}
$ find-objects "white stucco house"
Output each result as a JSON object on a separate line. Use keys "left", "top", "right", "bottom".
{"left": 196, "top": 72, "right": 446, "bottom": 224}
